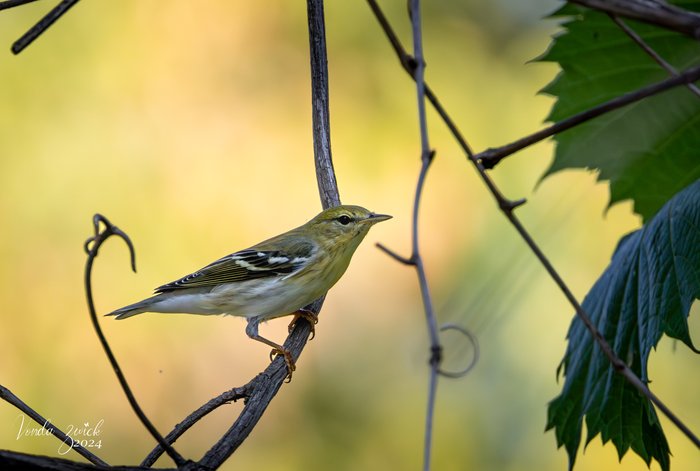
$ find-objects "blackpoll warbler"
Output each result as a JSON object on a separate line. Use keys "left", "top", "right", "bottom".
{"left": 107, "top": 205, "right": 391, "bottom": 376}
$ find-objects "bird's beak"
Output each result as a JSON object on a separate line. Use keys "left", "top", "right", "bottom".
{"left": 364, "top": 212, "right": 392, "bottom": 224}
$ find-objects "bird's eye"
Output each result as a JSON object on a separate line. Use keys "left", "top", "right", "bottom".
{"left": 336, "top": 215, "right": 352, "bottom": 225}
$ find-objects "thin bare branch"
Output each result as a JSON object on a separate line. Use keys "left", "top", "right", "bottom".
{"left": 618, "top": 366, "right": 700, "bottom": 448}
{"left": 570, "top": 0, "right": 700, "bottom": 39}
{"left": 477, "top": 63, "right": 700, "bottom": 169}
{"left": 0, "top": 451, "right": 114, "bottom": 470}
{"left": 11, "top": 0, "right": 82, "bottom": 54}
{"left": 0, "top": 0, "right": 40, "bottom": 11}
{"left": 610, "top": 14, "right": 700, "bottom": 98}
{"left": 375, "top": 242, "right": 414, "bottom": 265}
{"left": 373, "top": 2, "right": 444, "bottom": 469}
{"left": 0, "top": 384, "right": 108, "bottom": 466}
{"left": 366, "top": 0, "right": 700, "bottom": 451}
{"left": 413, "top": 156, "right": 440, "bottom": 471}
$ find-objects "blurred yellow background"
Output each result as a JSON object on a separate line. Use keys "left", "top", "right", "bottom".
{"left": 0, "top": 1, "right": 697, "bottom": 470}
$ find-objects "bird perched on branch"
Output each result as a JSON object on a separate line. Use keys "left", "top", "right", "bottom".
{"left": 107, "top": 205, "right": 391, "bottom": 378}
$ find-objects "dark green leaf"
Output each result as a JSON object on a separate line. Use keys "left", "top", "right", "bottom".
{"left": 539, "top": 1, "right": 700, "bottom": 221}
{"left": 546, "top": 180, "right": 700, "bottom": 471}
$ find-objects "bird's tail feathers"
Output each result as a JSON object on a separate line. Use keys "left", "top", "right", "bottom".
{"left": 105, "top": 296, "right": 160, "bottom": 320}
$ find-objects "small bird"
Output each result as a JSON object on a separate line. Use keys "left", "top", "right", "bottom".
{"left": 107, "top": 205, "right": 391, "bottom": 377}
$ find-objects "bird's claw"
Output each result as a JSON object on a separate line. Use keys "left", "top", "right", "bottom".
{"left": 269, "top": 347, "right": 296, "bottom": 382}
{"left": 287, "top": 309, "right": 319, "bottom": 340}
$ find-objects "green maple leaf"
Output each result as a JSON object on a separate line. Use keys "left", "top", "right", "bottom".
{"left": 539, "top": 1, "right": 700, "bottom": 221}
{"left": 546, "top": 180, "right": 700, "bottom": 470}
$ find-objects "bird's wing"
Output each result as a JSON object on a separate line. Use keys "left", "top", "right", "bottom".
{"left": 154, "top": 242, "right": 315, "bottom": 293}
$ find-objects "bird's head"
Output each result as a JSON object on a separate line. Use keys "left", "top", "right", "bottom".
{"left": 306, "top": 205, "right": 392, "bottom": 247}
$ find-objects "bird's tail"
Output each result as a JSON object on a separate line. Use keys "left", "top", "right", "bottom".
{"left": 105, "top": 295, "right": 161, "bottom": 320}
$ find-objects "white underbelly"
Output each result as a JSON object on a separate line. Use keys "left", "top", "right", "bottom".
{"left": 195, "top": 276, "right": 321, "bottom": 319}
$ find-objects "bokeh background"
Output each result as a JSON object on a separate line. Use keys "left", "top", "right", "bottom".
{"left": 0, "top": 1, "right": 697, "bottom": 470}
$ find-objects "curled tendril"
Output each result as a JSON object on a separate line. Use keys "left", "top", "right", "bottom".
{"left": 437, "top": 323, "right": 479, "bottom": 379}
{"left": 83, "top": 214, "right": 188, "bottom": 466}
{"left": 84, "top": 214, "right": 136, "bottom": 273}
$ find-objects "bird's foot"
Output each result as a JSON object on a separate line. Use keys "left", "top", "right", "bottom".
{"left": 269, "top": 347, "right": 296, "bottom": 382}
{"left": 287, "top": 308, "right": 319, "bottom": 339}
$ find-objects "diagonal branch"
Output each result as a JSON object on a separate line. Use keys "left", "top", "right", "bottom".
{"left": 10, "top": 0, "right": 81, "bottom": 54}
{"left": 477, "top": 63, "right": 700, "bottom": 169}
{"left": 0, "top": 0, "right": 40, "bottom": 11}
